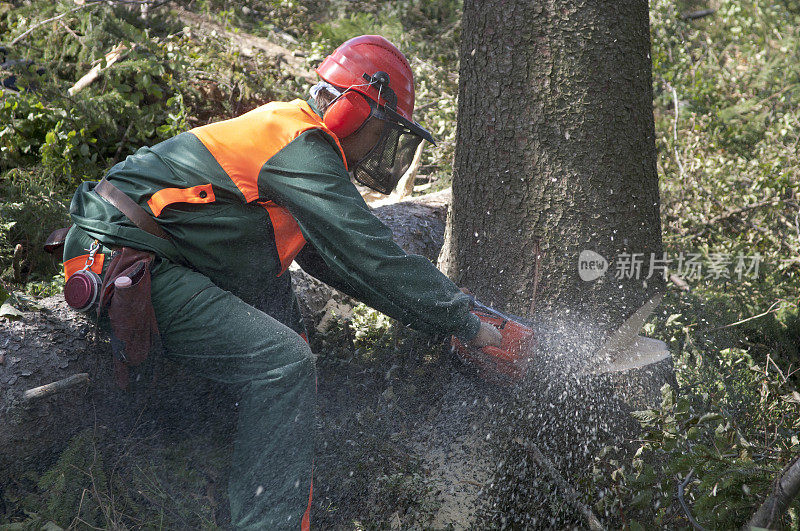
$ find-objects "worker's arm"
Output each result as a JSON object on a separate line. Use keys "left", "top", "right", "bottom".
{"left": 294, "top": 242, "right": 501, "bottom": 347}
{"left": 293, "top": 242, "right": 361, "bottom": 298}
{"left": 259, "top": 130, "right": 480, "bottom": 341}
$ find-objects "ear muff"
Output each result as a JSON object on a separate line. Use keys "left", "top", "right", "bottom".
{"left": 323, "top": 91, "right": 372, "bottom": 139}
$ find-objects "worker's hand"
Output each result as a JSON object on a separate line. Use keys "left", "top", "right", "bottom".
{"left": 469, "top": 321, "right": 502, "bottom": 349}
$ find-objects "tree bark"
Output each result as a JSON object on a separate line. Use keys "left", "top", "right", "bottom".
{"left": 440, "top": 1, "right": 667, "bottom": 526}
{"left": 440, "top": 0, "right": 664, "bottom": 330}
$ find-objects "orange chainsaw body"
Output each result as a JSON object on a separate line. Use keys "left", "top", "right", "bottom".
{"left": 452, "top": 307, "right": 536, "bottom": 384}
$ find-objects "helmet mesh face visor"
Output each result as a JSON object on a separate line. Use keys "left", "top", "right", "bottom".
{"left": 352, "top": 122, "right": 423, "bottom": 195}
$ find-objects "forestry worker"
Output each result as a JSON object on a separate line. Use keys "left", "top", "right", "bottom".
{"left": 60, "top": 35, "right": 501, "bottom": 530}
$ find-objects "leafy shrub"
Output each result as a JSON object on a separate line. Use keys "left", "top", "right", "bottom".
{"left": 0, "top": 169, "right": 70, "bottom": 284}
{"left": 592, "top": 377, "right": 799, "bottom": 529}
{"left": 0, "top": 0, "right": 298, "bottom": 286}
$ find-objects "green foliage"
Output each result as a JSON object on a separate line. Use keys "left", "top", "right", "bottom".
{"left": 1, "top": 4, "right": 188, "bottom": 183}
{"left": 651, "top": 0, "right": 800, "bottom": 308}
{"left": 591, "top": 287, "right": 800, "bottom": 528}
{"left": 593, "top": 378, "right": 799, "bottom": 529}
{"left": 0, "top": 0, "right": 300, "bottom": 287}
{"left": 349, "top": 303, "right": 397, "bottom": 354}
{"left": 20, "top": 429, "right": 111, "bottom": 528}
{"left": 0, "top": 169, "right": 70, "bottom": 285}
{"left": 2, "top": 427, "right": 230, "bottom": 529}
{"left": 313, "top": 13, "right": 405, "bottom": 48}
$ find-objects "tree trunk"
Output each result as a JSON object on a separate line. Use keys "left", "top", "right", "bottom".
{"left": 746, "top": 454, "right": 800, "bottom": 530}
{"left": 439, "top": 1, "right": 668, "bottom": 526}
{"left": 440, "top": 0, "right": 664, "bottom": 329}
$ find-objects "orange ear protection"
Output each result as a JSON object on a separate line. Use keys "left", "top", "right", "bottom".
{"left": 323, "top": 90, "right": 373, "bottom": 139}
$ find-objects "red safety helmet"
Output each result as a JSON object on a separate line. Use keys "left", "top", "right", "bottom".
{"left": 315, "top": 35, "right": 435, "bottom": 194}
{"left": 316, "top": 35, "right": 415, "bottom": 121}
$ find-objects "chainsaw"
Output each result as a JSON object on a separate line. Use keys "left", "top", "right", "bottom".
{"left": 451, "top": 294, "right": 666, "bottom": 385}
{"left": 450, "top": 298, "right": 537, "bottom": 385}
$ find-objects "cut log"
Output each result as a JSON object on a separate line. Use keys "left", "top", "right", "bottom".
{"left": 22, "top": 372, "right": 90, "bottom": 401}
{"left": 171, "top": 4, "right": 314, "bottom": 82}
{"left": 293, "top": 189, "right": 449, "bottom": 327}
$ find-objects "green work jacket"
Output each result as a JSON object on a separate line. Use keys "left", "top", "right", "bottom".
{"left": 69, "top": 98, "right": 480, "bottom": 341}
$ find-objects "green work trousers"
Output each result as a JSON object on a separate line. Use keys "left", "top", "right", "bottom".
{"left": 65, "top": 227, "right": 315, "bottom": 530}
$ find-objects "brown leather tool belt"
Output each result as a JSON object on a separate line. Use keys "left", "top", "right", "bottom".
{"left": 94, "top": 178, "right": 170, "bottom": 240}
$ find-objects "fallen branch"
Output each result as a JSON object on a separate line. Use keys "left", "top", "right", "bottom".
{"left": 795, "top": 211, "right": 800, "bottom": 245}
{"left": 663, "top": 80, "right": 686, "bottom": 182}
{"left": 711, "top": 300, "right": 795, "bottom": 331}
{"left": 68, "top": 42, "right": 129, "bottom": 96}
{"left": 681, "top": 9, "right": 716, "bottom": 21}
{"left": 22, "top": 373, "right": 90, "bottom": 401}
{"left": 706, "top": 199, "right": 780, "bottom": 226}
{"left": 9, "top": 2, "right": 100, "bottom": 45}
{"left": 58, "top": 19, "right": 84, "bottom": 43}
{"left": 513, "top": 436, "right": 605, "bottom": 531}
{"left": 746, "top": 454, "right": 800, "bottom": 530}
{"left": 678, "top": 468, "right": 707, "bottom": 531}
{"left": 692, "top": 199, "right": 781, "bottom": 238}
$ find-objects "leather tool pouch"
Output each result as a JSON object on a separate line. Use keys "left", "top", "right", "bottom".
{"left": 47, "top": 180, "right": 170, "bottom": 390}
{"left": 99, "top": 247, "right": 161, "bottom": 390}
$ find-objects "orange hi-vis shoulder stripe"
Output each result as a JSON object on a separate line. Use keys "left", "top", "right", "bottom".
{"left": 190, "top": 99, "right": 346, "bottom": 203}
{"left": 191, "top": 99, "right": 346, "bottom": 277}
{"left": 147, "top": 183, "right": 215, "bottom": 217}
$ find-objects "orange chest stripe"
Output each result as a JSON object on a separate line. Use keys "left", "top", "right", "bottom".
{"left": 191, "top": 100, "right": 347, "bottom": 203}
{"left": 64, "top": 253, "right": 105, "bottom": 281}
{"left": 147, "top": 184, "right": 215, "bottom": 217}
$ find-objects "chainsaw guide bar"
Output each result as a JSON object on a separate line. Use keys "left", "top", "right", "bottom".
{"left": 451, "top": 294, "right": 668, "bottom": 385}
